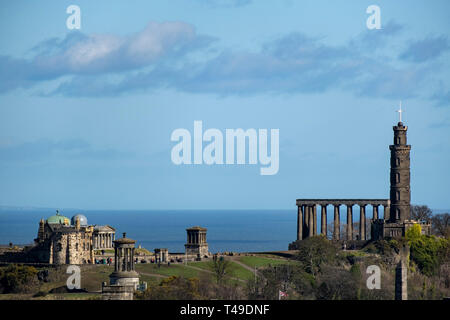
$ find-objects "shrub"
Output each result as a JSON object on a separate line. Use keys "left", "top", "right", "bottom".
{"left": 0, "top": 264, "right": 39, "bottom": 293}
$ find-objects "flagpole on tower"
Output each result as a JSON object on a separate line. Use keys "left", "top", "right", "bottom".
{"left": 397, "top": 101, "right": 403, "bottom": 123}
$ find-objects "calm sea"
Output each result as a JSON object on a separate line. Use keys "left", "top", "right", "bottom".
{"left": 2, "top": 208, "right": 447, "bottom": 253}
{"left": 0, "top": 210, "right": 297, "bottom": 253}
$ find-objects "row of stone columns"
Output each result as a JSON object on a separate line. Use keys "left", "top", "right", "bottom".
{"left": 95, "top": 233, "right": 115, "bottom": 249}
{"left": 115, "top": 247, "right": 135, "bottom": 272}
{"left": 187, "top": 231, "right": 206, "bottom": 244}
{"left": 297, "top": 203, "right": 390, "bottom": 241}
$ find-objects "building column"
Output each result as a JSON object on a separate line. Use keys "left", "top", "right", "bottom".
{"left": 114, "top": 247, "right": 118, "bottom": 270}
{"left": 297, "top": 205, "right": 303, "bottom": 241}
{"left": 333, "top": 205, "right": 340, "bottom": 240}
{"left": 384, "top": 205, "right": 390, "bottom": 221}
{"left": 373, "top": 205, "right": 379, "bottom": 220}
{"left": 308, "top": 206, "right": 314, "bottom": 237}
{"left": 304, "top": 206, "right": 309, "bottom": 238}
{"left": 313, "top": 205, "right": 317, "bottom": 236}
{"left": 360, "top": 205, "right": 366, "bottom": 241}
{"left": 347, "top": 205, "right": 353, "bottom": 241}
{"left": 321, "top": 205, "right": 327, "bottom": 236}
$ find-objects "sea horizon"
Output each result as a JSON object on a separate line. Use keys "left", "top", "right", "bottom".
{"left": 1, "top": 208, "right": 448, "bottom": 253}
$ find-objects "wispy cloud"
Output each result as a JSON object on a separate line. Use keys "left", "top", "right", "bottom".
{"left": 0, "top": 20, "right": 449, "bottom": 104}
{"left": 0, "top": 21, "right": 215, "bottom": 93}
{"left": 399, "top": 35, "right": 450, "bottom": 63}
{"left": 0, "top": 139, "right": 129, "bottom": 164}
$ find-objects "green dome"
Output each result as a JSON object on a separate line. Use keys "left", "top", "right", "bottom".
{"left": 47, "top": 212, "right": 70, "bottom": 225}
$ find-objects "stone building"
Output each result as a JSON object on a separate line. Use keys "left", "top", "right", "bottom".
{"left": 185, "top": 226, "right": 209, "bottom": 258}
{"left": 1, "top": 211, "right": 117, "bottom": 265}
{"left": 154, "top": 248, "right": 169, "bottom": 263}
{"left": 102, "top": 232, "right": 140, "bottom": 300}
{"left": 92, "top": 225, "right": 116, "bottom": 250}
{"left": 109, "top": 232, "right": 139, "bottom": 289}
{"left": 33, "top": 212, "right": 94, "bottom": 264}
{"left": 371, "top": 120, "right": 431, "bottom": 239}
{"left": 291, "top": 113, "right": 431, "bottom": 247}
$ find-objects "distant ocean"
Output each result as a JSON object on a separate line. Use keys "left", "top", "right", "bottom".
{"left": 1, "top": 208, "right": 447, "bottom": 253}
{"left": 0, "top": 209, "right": 297, "bottom": 253}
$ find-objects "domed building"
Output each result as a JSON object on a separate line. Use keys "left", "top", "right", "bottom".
{"left": 46, "top": 210, "right": 70, "bottom": 225}
{"left": 71, "top": 214, "right": 88, "bottom": 226}
{"left": 32, "top": 210, "right": 95, "bottom": 264}
{"left": 3, "top": 209, "right": 116, "bottom": 265}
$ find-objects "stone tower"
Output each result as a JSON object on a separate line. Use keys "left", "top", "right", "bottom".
{"left": 185, "top": 226, "right": 209, "bottom": 259}
{"left": 109, "top": 232, "right": 139, "bottom": 289}
{"left": 389, "top": 121, "right": 411, "bottom": 222}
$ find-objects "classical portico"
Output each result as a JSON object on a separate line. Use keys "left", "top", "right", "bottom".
{"left": 93, "top": 225, "right": 116, "bottom": 250}
{"left": 296, "top": 199, "right": 390, "bottom": 241}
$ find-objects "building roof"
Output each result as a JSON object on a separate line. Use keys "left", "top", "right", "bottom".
{"left": 186, "top": 226, "right": 207, "bottom": 231}
{"left": 71, "top": 214, "right": 88, "bottom": 226}
{"left": 47, "top": 212, "right": 70, "bottom": 225}
{"left": 93, "top": 225, "right": 116, "bottom": 232}
{"left": 113, "top": 232, "right": 135, "bottom": 244}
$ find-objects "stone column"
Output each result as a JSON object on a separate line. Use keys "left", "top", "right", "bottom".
{"left": 321, "top": 205, "right": 327, "bottom": 236}
{"left": 347, "top": 205, "right": 353, "bottom": 241}
{"left": 333, "top": 205, "right": 340, "bottom": 240}
{"left": 297, "top": 205, "right": 303, "bottom": 241}
{"left": 373, "top": 205, "right": 379, "bottom": 220}
{"left": 313, "top": 205, "right": 317, "bottom": 236}
{"left": 360, "top": 205, "right": 366, "bottom": 241}
{"left": 395, "top": 260, "right": 408, "bottom": 300}
{"left": 114, "top": 247, "right": 118, "bottom": 270}
{"left": 308, "top": 206, "right": 314, "bottom": 237}
{"left": 384, "top": 205, "right": 390, "bottom": 221}
{"left": 304, "top": 206, "right": 310, "bottom": 238}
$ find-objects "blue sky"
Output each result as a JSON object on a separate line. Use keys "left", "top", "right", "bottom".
{"left": 0, "top": 0, "right": 449, "bottom": 210}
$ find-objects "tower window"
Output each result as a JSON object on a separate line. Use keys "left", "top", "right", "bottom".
{"left": 396, "top": 173, "right": 400, "bottom": 183}
{"left": 396, "top": 158, "right": 400, "bottom": 166}
{"left": 396, "top": 191, "right": 400, "bottom": 201}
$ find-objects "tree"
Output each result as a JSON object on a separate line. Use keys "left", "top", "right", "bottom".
{"left": 431, "top": 213, "right": 450, "bottom": 238}
{"left": 411, "top": 205, "right": 433, "bottom": 222}
{"left": 294, "top": 236, "right": 338, "bottom": 276}
{"left": 210, "top": 257, "right": 231, "bottom": 284}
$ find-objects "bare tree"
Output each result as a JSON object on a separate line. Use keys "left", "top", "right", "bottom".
{"left": 431, "top": 213, "right": 450, "bottom": 238}
{"left": 411, "top": 205, "right": 433, "bottom": 222}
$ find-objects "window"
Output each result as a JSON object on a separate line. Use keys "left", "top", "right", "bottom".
{"left": 396, "top": 173, "right": 400, "bottom": 183}
{"left": 396, "top": 191, "right": 400, "bottom": 201}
